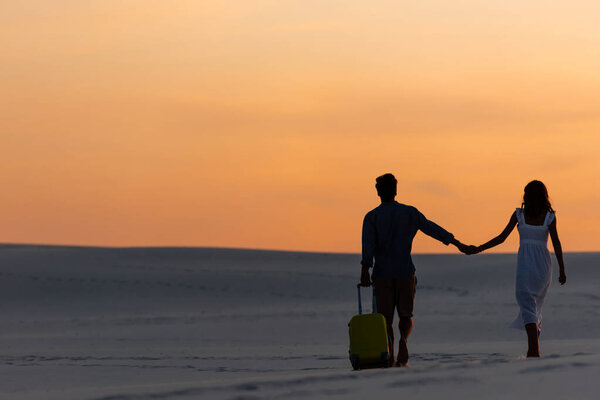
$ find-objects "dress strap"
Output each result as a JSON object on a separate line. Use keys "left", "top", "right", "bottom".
{"left": 544, "top": 211, "right": 555, "bottom": 226}
{"left": 515, "top": 208, "right": 523, "bottom": 224}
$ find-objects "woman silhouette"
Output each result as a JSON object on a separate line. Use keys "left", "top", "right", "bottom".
{"left": 473, "top": 180, "right": 566, "bottom": 357}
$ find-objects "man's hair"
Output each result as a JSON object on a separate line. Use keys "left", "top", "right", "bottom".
{"left": 375, "top": 173, "right": 397, "bottom": 198}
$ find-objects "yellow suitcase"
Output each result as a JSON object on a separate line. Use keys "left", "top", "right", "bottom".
{"left": 348, "top": 284, "right": 390, "bottom": 370}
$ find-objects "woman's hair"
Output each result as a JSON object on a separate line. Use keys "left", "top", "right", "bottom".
{"left": 521, "top": 180, "right": 553, "bottom": 217}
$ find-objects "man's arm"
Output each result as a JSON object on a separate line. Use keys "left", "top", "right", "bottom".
{"left": 360, "top": 213, "right": 376, "bottom": 286}
{"left": 416, "top": 210, "right": 455, "bottom": 245}
{"left": 416, "top": 210, "right": 474, "bottom": 254}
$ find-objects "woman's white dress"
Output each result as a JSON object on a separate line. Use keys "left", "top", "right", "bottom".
{"left": 509, "top": 208, "right": 555, "bottom": 330}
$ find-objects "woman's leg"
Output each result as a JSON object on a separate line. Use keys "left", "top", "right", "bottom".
{"left": 516, "top": 290, "right": 540, "bottom": 357}
{"left": 525, "top": 323, "right": 540, "bottom": 357}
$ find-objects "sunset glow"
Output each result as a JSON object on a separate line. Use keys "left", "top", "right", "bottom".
{"left": 2, "top": 1, "right": 599, "bottom": 252}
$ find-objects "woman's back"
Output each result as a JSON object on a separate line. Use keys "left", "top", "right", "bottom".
{"left": 515, "top": 208, "right": 554, "bottom": 247}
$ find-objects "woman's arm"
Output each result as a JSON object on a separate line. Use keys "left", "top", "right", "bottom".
{"left": 476, "top": 212, "right": 518, "bottom": 253}
{"left": 549, "top": 217, "right": 566, "bottom": 284}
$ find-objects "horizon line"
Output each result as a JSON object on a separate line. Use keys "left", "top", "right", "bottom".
{"left": 1, "top": 242, "right": 597, "bottom": 256}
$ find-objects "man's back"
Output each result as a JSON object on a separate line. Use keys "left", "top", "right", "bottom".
{"left": 361, "top": 201, "right": 454, "bottom": 278}
{"left": 359, "top": 173, "right": 465, "bottom": 367}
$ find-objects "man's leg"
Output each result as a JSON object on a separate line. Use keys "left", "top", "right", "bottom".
{"left": 399, "top": 317, "right": 413, "bottom": 341}
{"left": 373, "top": 278, "right": 395, "bottom": 366}
{"left": 395, "top": 275, "right": 417, "bottom": 366}
{"left": 397, "top": 317, "right": 412, "bottom": 366}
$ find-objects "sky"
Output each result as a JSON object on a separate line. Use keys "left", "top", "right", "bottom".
{"left": 1, "top": 1, "right": 599, "bottom": 253}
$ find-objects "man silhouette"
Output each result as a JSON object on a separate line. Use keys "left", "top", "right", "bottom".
{"left": 360, "top": 173, "right": 470, "bottom": 366}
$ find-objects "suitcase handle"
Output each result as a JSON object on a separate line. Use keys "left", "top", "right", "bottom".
{"left": 356, "top": 283, "right": 377, "bottom": 315}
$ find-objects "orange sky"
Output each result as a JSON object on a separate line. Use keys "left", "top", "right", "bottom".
{"left": 1, "top": 1, "right": 599, "bottom": 253}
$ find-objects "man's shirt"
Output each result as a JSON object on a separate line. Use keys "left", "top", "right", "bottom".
{"left": 361, "top": 201, "right": 454, "bottom": 278}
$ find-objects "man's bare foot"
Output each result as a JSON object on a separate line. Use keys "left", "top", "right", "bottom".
{"left": 394, "top": 361, "right": 409, "bottom": 367}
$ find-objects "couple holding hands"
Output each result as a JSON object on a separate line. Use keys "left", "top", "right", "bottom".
{"left": 360, "top": 174, "right": 566, "bottom": 367}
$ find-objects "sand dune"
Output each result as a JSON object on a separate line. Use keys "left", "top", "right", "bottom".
{"left": 1, "top": 246, "right": 599, "bottom": 399}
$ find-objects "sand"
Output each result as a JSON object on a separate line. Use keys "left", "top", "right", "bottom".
{"left": 1, "top": 245, "right": 599, "bottom": 399}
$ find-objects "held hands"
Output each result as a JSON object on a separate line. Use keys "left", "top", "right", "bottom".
{"left": 456, "top": 242, "right": 480, "bottom": 255}
{"left": 464, "top": 245, "right": 481, "bottom": 255}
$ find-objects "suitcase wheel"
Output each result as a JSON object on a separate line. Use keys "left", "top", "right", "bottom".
{"left": 350, "top": 355, "right": 360, "bottom": 370}
{"left": 381, "top": 352, "right": 390, "bottom": 368}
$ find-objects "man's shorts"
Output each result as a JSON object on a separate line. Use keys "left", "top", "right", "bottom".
{"left": 373, "top": 275, "right": 417, "bottom": 320}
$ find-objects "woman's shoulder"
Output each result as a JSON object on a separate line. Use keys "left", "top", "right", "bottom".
{"left": 545, "top": 210, "right": 556, "bottom": 225}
